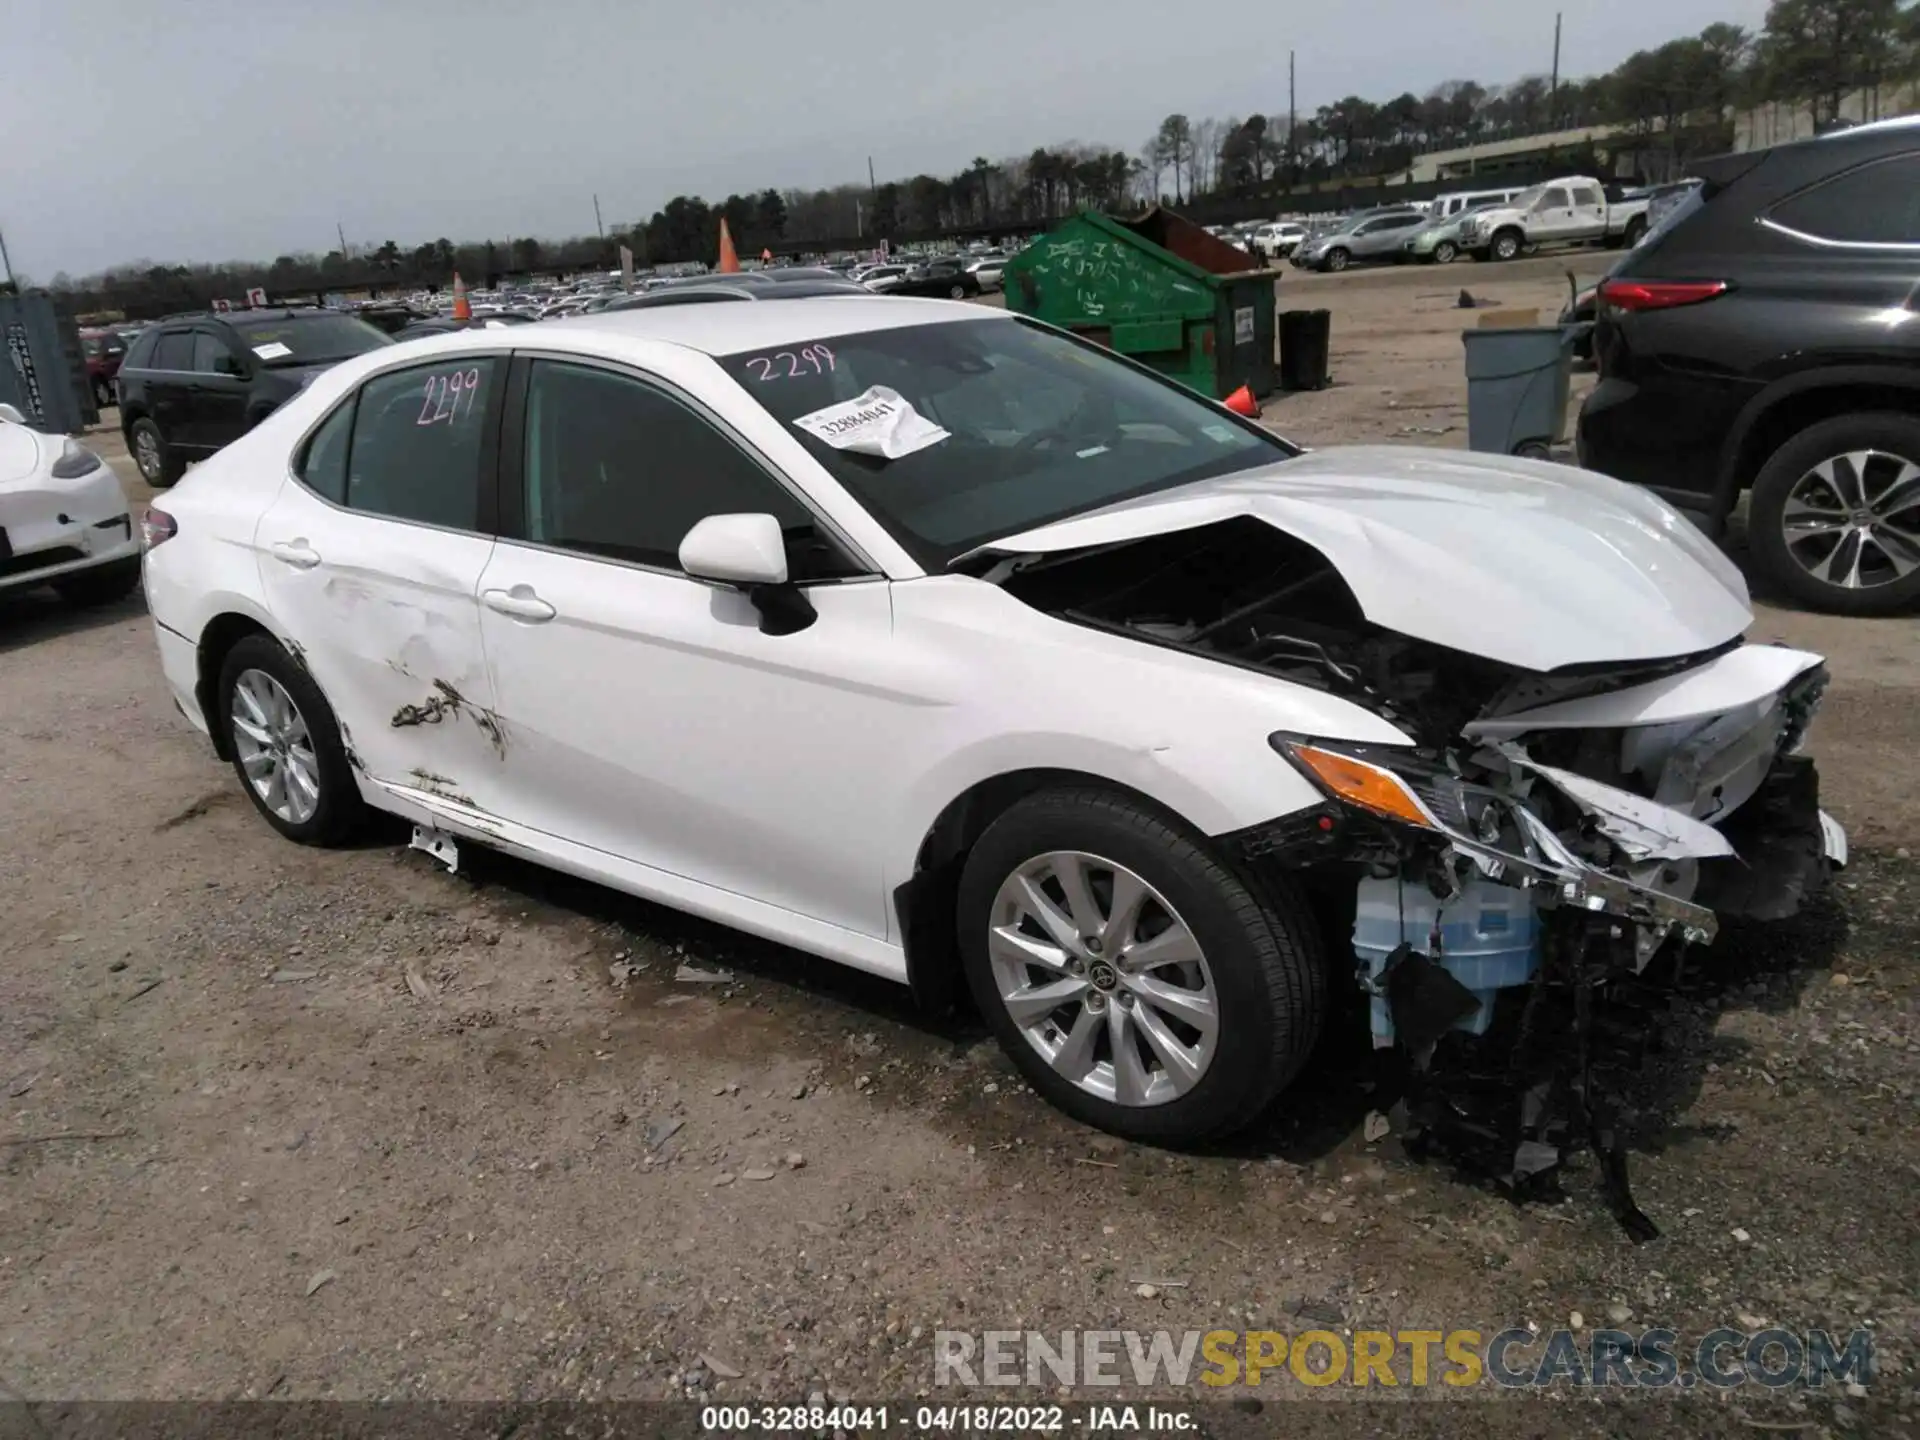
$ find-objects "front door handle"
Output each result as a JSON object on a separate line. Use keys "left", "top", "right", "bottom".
{"left": 269, "top": 539, "right": 321, "bottom": 570}
{"left": 483, "top": 585, "right": 556, "bottom": 623}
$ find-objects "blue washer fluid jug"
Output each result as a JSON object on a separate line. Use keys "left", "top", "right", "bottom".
{"left": 1352, "top": 875, "right": 1539, "bottom": 1045}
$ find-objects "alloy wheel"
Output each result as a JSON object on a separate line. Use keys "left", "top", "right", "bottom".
{"left": 133, "top": 428, "right": 162, "bottom": 482}
{"left": 1435, "top": 241, "right": 1457, "bottom": 264}
{"left": 986, "top": 851, "right": 1218, "bottom": 1107}
{"left": 230, "top": 668, "right": 321, "bottom": 825}
{"left": 1780, "top": 449, "right": 1920, "bottom": 591}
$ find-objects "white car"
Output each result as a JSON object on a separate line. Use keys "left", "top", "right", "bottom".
{"left": 1249, "top": 222, "right": 1307, "bottom": 259}
{"left": 965, "top": 258, "right": 1006, "bottom": 291}
{"left": 859, "top": 264, "right": 910, "bottom": 293}
{"left": 140, "top": 300, "right": 1844, "bottom": 1183}
{"left": 0, "top": 403, "right": 142, "bottom": 607}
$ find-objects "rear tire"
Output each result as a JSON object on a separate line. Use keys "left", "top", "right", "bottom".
{"left": 948, "top": 283, "right": 967, "bottom": 300}
{"left": 956, "top": 786, "right": 1327, "bottom": 1144}
{"left": 1748, "top": 412, "right": 1920, "bottom": 616}
{"left": 128, "top": 417, "right": 184, "bottom": 488}
{"left": 216, "top": 634, "right": 365, "bottom": 845}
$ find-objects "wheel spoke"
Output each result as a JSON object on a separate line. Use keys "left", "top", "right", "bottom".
{"left": 1012, "top": 873, "right": 1080, "bottom": 953}
{"left": 1050, "top": 1005, "right": 1102, "bottom": 1084}
{"left": 1131, "top": 1004, "right": 1206, "bottom": 1092}
{"left": 1003, "top": 976, "right": 1089, "bottom": 1027}
{"left": 234, "top": 677, "right": 271, "bottom": 730}
{"left": 1106, "top": 1006, "right": 1151, "bottom": 1105}
{"left": 231, "top": 714, "right": 274, "bottom": 748}
{"left": 1782, "top": 491, "right": 1848, "bottom": 543}
{"left": 263, "top": 765, "right": 288, "bottom": 817}
{"left": 1869, "top": 460, "right": 1920, "bottom": 521}
{"left": 989, "top": 923, "right": 1071, "bottom": 974}
{"left": 1123, "top": 920, "right": 1203, "bottom": 972}
{"left": 240, "top": 749, "right": 275, "bottom": 778}
{"left": 1818, "top": 453, "right": 1870, "bottom": 511}
{"left": 1048, "top": 854, "right": 1103, "bottom": 936}
{"left": 1127, "top": 973, "right": 1218, "bottom": 1039}
{"left": 285, "top": 755, "right": 320, "bottom": 809}
{"left": 1865, "top": 525, "right": 1920, "bottom": 579}
{"left": 1098, "top": 868, "right": 1148, "bottom": 954}
{"left": 1808, "top": 529, "right": 1867, "bottom": 588}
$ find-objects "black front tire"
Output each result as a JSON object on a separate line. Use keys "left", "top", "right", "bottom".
{"left": 1433, "top": 241, "right": 1458, "bottom": 264}
{"left": 956, "top": 786, "right": 1327, "bottom": 1145}
{"left": 216, "top": 634, "right": 365, "bottom": 845}
{"left": 1490, "top": 230, "right": 1522, "bottom": 262}
{"left": 1748, "top": 411, "right": 1920, "bottom": 616}
{"left": 128, "top": 417, "right": 185, "bottom": 488}
{"left": 52, "top": 557, "right": 140, "bottom": 609}
{"left": 1324, "top": 248, "right": 1350, "bottom": 273}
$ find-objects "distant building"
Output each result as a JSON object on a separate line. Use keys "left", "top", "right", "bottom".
{"left": 1734, "top": 82, "right": 1919, "bottom": 151}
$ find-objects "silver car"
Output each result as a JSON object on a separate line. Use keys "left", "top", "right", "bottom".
{"left": 1294, "top": 210, "right": 1428, "bottom": 272}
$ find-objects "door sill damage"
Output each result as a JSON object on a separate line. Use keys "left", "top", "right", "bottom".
{"left": 409, "top": 824, "right": 461, "bottom": 874}
{"left": 1001, "top": 519, "right": 1845, "bottom": 1238}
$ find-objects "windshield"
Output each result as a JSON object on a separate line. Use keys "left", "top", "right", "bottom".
{"left": 1508, "top": 186, "right": 1546, "bottom": 210}
{"left": 717, "top": 317, "right": 1292, "bottom": 569}
{"left": 228, "top": 313, "right": 392, "bottom": 366}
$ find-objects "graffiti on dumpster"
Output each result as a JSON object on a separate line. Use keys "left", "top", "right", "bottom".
{"left": 1033, "top": 236, "right": 1202, "bottom": 321}
{"left": 4, "top": 323, "right": 47, "bottom": 427}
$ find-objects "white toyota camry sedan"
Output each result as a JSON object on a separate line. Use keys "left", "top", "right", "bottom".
{"left": 142, "top": 297, "right": 1844, "bottom": 1192}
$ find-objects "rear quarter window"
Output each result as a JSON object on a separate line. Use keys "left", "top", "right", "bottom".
{"left": 1768, "top": 154, "right": 1920, "bottom": 246}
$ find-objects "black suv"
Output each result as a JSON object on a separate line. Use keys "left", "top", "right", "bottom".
{"left": 1576, "top": 118, "right": 1920, "bottom": 615}
{"left": 118, "top": 309, "right": 391, "bottom": 487}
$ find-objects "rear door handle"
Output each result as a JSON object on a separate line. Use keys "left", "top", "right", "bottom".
{"left": 268, "top": 540, "right": 321, "bottom": 569}
{"left": 483, "top": 586, "right": 556, "bottom": 622}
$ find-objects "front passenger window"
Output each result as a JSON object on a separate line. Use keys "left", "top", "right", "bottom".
{"left": 344, "top": 359, "right": 499, "bottom": 530}
{"left": 521, "top": 360, "right": 861, "bottom": 580}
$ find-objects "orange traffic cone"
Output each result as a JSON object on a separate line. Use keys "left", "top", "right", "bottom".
{"left": 717, "top": 219, "right": 741, "bottom": 274}
{"left": 1224, "top": 384, "right": 1260, "bottom": 417}
{"left": 451, "top": 272, "right": 471, "bottom": 321}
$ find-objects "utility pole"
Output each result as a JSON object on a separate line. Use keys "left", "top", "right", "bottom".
{"left": 0, "top": 224, "right": 14, "bottom": 289}
{"left": 1550, "top": 13, "right": 1563, "bottom": 121}
{"left": 1288, "top": 50, "right": 1298, "bottom": 185}
{"left": 593, "top": 193, "right": 605, "bottom": 239}
{"left": 336, "top": 221, "right": 348, "bottom": 258}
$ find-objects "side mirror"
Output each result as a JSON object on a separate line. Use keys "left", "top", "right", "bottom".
{"left": 679, "top": 513, "right": 788, "bottom": 585}
{"left": 679, "top": 513, "right": 816, "bottom": 636}
{"left": 0, "top": 403, "right": 25, "bottom": 425}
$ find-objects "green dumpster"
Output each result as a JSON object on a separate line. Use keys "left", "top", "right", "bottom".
{"left": 1002, "top": 207, "right": 1278, "bottom": 401}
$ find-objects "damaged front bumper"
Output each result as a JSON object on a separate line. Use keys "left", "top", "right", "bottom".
{"left": 1238, "top": 652, "right": 1845, "bottom": 1238}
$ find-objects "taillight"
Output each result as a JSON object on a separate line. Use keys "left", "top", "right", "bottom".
{"left": 141, "top": 506, "right": 177, "bottom": 550}
{"left": 1598, "top": 279, "right": 1729, "bottom": 313}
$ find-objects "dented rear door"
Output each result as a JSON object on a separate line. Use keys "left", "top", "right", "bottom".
{"left": 254, "top": 354, "right": 504, "bottom": 794}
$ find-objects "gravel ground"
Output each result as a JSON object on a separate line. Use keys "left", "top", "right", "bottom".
{"left": 3, "top": 265, "right": 1916, "bottom": 1434}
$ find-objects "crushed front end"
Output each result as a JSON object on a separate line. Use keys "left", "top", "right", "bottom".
{"left": 1238, "top": 658, "right": 1841, "bottom": 1239}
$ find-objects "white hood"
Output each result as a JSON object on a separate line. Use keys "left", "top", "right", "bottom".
{"left": 968, "top": 446, "right": 1753, "bottom": 671}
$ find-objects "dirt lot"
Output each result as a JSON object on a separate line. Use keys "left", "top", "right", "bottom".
{"left": 3, "top": 263, "right": 1917, "bottom": 1435}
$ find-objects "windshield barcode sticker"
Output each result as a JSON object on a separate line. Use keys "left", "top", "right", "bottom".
{"left": 792, "top": 385, "right": 949, "bottom": 460}
{"left": 251, "top": 342, "right": 293, "bottom": 360}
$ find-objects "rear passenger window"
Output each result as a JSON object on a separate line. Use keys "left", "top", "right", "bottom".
{"left": 344, "top": 359, "right": 499, "bottom": 530}
{"left": 296, "top": 400, "right": 354, "bottom": 505}
{"left": 151, "top": 332, "right": 194, "bottom": 371}
{"left": 1769, "top": 155, "right": 1920, "bottom": 246}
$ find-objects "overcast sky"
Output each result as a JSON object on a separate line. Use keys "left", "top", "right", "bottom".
{"left": 4, "top": 0, "right": 1771, "bottom": 279}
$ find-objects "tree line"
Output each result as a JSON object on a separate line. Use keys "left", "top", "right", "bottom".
{"left": 50, "top": 0, "right": 1918, "bottom": 314}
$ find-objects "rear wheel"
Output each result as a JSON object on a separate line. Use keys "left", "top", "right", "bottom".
{"left": 1622, "top": 216, "right": 1648, "bottom": 248}
{"left": 216, "top": 635, "right": 364, "bottom": 845}
{"left": 957, "top": 787, "right": 1326, "bottom": 1144}
{"left": 129, "top": 417, "right": 184, "bottom": 488}
{"left": 948, "top": 283, "right": 968, "bottom": 300}
{"left": 1749, "top": 412, "right": 1920, "bottom": 615}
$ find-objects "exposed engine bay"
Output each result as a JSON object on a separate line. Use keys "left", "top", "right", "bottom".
{"left": 993, "top": 518, "right": 1844, "bottom": 1237}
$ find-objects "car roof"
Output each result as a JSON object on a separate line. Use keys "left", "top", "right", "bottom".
{"left": 533, "top": 295, "right": 1003, "bottom": 355}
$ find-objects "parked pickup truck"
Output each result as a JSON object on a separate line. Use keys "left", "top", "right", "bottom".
{"left": 1455, "top": 176, "right": 1653, "bottom": 262}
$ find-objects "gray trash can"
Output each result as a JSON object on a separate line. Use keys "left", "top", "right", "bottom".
{"left": 1461, "top": 326, "right": 1579, "bottom": 459}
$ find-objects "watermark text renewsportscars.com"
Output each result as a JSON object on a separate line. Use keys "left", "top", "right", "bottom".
{"left": 933, "top": 1327, "right": 1875, "bottom": 1391}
